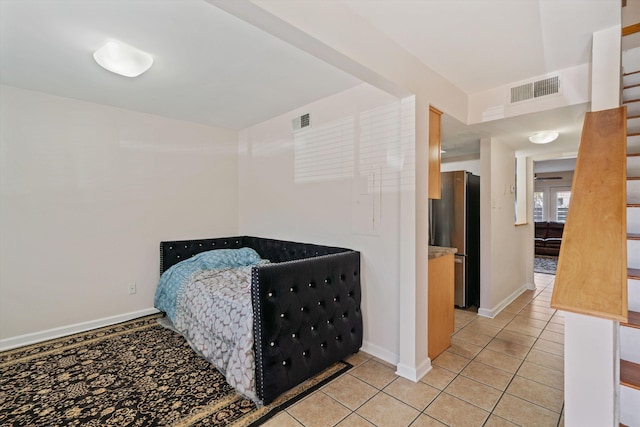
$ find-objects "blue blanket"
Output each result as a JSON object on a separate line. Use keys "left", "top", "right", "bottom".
{"left": 154, "top": 247, "right": 264, "bottom": 321}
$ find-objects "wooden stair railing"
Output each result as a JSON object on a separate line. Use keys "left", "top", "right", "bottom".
{"left": 551, "top": 106, "right": 628, "bottom": 321}
{"left": 622, "top": 311, "right": 640, "bottom": 328}
{"left": 621, "top": 360, "right": 640, "bottom": 391}
{"left": 623, "top": 22, "right": 640, "bottom": 36}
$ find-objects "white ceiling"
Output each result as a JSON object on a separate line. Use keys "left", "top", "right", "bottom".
{"left": 0, "top": 0, "right": 620, "bottom": 149}
{"left": 440, "top": 103, "right": 589, "bottom": 158}
{"left": 344, "top": 0, "right": 619, "bottom": 94}
{"left": 344, "top": 0, "right": 619, "bottom": 158}
{"left": 0, "top": 0, "right": 360, "bottom": 129}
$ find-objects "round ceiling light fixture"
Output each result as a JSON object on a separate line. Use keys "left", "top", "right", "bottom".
{"left": 93, "top": 41, "right": 153, "bottom": 77}
{"left": 529, "top": 131, "right": 559, "bottom": 144}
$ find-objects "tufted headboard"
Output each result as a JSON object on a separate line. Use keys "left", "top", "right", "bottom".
{"left": 160, "top": 236, "right": 244, "bottom": 274}
{"left": 159, "top": 236, "right": 349, "bottom": 274}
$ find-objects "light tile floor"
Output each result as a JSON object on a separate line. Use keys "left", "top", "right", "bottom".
{"left": 264, "top": 273, "right": 563, "bottom": 427}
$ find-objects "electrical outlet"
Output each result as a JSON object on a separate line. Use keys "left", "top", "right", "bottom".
{"left": 128, "top": 283, "right": 137, "bottom": 295}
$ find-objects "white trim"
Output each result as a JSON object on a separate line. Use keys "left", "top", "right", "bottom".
{"left": 0, "top": 308, "right": 160, "bottom": 352}
{"left": 478, "top": 283, "right": 528, "bottom": 318}
{"left": 361, "top": 340, "right": 399, "bottom": 366}
{"left": 526, "top": 282, "right": 537, "bottom": 291}
{"left": 621, "top": 384, "right": 640, "bottom": 427}
{"left": 396, "top": 358, "right": 432, "bottom": 382}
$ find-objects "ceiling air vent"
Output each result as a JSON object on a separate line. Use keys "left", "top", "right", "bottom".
{"left": 510, "top": 76, "right": 560, "bottom": 103}
{"left": 534, "top": 76, "right": 559, "bottom": 98}
{"left": 511, "top": 83, "right": 533, "bottom": 103}
{"left": 292, "top": 113, "right": 311, "bottom": 132}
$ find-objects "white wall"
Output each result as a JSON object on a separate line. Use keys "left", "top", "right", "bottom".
{"left": 238, "top": 84, "right": 407, "bottom": 363}
{"left": 623, "top": 46, "right": 640, "bottom": 73}
{"left": 0, "top": 85, "right": 239, "bottom": 342}
{"left": 623, "top": 1, "right": 640, "bottom": 50}
{"left": 221, "top": 0, "right": 470, "bottom": 376}
{"left": 479, "top": 138, "right": 530, "bottom": 317}
{"left": 441, "top": 157, "right": 481, "bottom": 176}
{"left": 592, "top": 26, "right": 622, "bottom": 111}
{"left": 623, "top": 0, "right": 640, "bottom": 27}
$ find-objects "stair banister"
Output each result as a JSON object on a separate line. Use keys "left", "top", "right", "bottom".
{"left": 551, "top": 106, "right": 628, "bottom": 322}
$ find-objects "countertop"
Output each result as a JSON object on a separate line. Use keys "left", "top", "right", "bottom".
{"left": 428, "top": 246, "right": 458, "bottom": 260}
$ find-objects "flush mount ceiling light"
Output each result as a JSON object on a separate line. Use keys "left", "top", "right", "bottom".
{"left": 529, "top": 131, "right": 559, "bottom": 144}
{"left": 93, "top": 41, "right": 153, "bottom": 77}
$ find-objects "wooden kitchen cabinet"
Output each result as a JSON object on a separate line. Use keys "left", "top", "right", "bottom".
{"left": 428, "top": 250, "right": 455, "bottom": 360}
{"left": 428, "top": 106, "right": 443, "bottom": 199}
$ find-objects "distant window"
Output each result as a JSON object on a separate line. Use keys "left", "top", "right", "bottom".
{"left": 555, "top": 190, "right": 571, "bottom": 222}
{"left": 534, "top": 191, "right": 544, "bottom": 222}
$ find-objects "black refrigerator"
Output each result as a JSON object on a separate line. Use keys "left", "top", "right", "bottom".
{"left": 429, "top": 170, "right": 480, "bottom": 308}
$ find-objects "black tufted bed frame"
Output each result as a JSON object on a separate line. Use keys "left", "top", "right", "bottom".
{"left": 159, "top": 236, "right": 363, "bottom": 405}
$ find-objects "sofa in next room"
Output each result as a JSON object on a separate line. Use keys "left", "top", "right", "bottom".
{"left": 535, "top": 221, "right": 565, "bottom": 257}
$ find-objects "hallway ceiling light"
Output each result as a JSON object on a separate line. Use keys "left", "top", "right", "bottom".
{"left": 529, "top": 131, "right": 559, "bottom": 144}
{"left": 93, "top": 41, "right": 153, "bottom": 77}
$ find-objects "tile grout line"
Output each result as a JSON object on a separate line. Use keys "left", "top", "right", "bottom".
{"left": 487, "top": 279, "right": 560, "bottom": 423}
{"left": 557, "top": 402, "right": 565, "bottom": 427}
{"left": 426, "top": 277, "right": 555, "bottom": 420}
{"left": 484, "top": 278, "right": 564, "bottom": 424}
{"left": 477, "top": 278, "right": 562, "bottom": 426}
{"left": 428, "top": 311, "right": 509, "bottom": 419}
{"left": 424, "top": 291, "right": 534, "bottom": 423}
{"left": 429, "top": 278, "right": 563, "bottom": 426}
{"left": 303, "top": 360, "right": 425, "bottom": 427}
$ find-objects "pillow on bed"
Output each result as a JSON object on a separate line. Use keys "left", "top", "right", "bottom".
{"left": 194, "top": 247, "right": 264, "bottom": 269}
{"left": 154, "top": 248, "right": 266, "bottom": 321}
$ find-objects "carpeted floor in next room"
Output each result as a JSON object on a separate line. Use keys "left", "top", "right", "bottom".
{"left": 534, "top": 256, "right": 558, "bottom": 275}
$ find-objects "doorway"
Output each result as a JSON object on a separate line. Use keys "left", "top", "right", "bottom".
{"left": 533, "top": 158, "right": 576, "bottom": 274}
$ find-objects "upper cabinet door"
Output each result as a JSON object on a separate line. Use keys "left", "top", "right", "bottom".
{"left": 429, "top": 106, "right": 443, "bottom": 199}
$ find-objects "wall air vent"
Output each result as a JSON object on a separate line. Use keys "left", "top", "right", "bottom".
{"left": 292, "top": 113, "right": 311, "bottom": 132}
{"left": 510, "top": 75, "right": 560, "bottom": 103}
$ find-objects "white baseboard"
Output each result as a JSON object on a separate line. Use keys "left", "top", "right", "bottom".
{"left": 360, "top": 340, "right": 432, "bottom": 382}
{"left": 0, "top": 308, "right": 160, "bottom": 352}
{"left": 526, "top": 282, "right": 537, "bottom": 291}
{"left": 478, "top": 283, "right": 529, "bottom": 319}
{"left": 360, "top": 340, "right": 399, "bottom": 366}
{"left": 396, "top": 358, "right": 432, "bottom": 382}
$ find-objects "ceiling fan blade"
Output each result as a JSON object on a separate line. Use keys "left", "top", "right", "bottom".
{"left": 534, "top": 176, "right": 563, "bottom": 180}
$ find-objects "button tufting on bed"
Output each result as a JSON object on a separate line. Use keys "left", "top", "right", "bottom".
{"left": 158, "top": 236, "right": 362, "bottom": 406}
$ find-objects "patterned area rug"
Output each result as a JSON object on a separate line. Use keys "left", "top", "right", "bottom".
{"left": 534, "top": 256, "right": 558, "bottom": 275}
{"left": 0, "top": 314, "right": 350, "bottom": 426}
